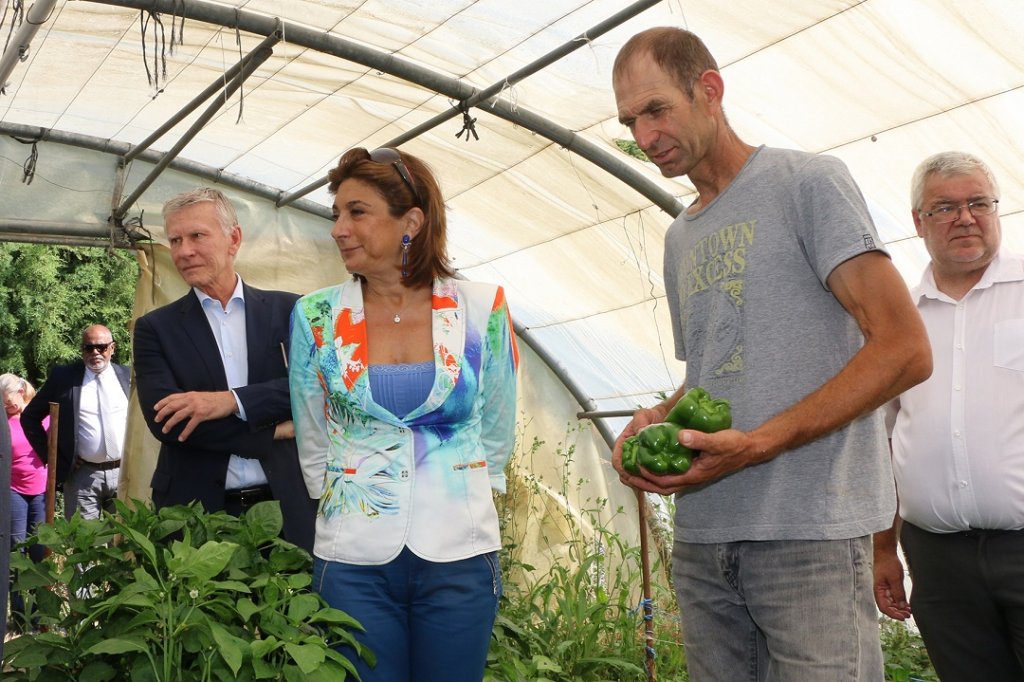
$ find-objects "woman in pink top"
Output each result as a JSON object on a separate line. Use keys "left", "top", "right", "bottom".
{"left": 1, "top": 372, "right": 48, "bottom": 632}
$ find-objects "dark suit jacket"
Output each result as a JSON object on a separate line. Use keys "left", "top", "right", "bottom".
{"left": 22, "top": 360, "right": 131, "bottom": 486}
{"left": 133, "top": 283, "right": 316, "bottom": 552}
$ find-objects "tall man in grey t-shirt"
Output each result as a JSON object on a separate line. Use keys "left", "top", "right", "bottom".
{"left": 611, "top": 27, "right": 933, "bottom": 681}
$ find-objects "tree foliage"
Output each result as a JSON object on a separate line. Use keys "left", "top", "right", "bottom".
{"left": 0, "top": 243, "right": 138, "bottom": 385}
{"left": 614, "top": 138, "right": 649, "bottom": 162}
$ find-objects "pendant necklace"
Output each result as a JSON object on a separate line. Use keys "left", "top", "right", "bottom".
{"left": 392, "top": 299, "right": 412, "bottom": 324}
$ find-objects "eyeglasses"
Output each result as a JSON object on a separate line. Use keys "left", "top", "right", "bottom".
{"left": 920, "top": 198, "right": 999, "bottom": 224}
{"left": 81, "top": 342, "right": 113, "bottom": 354}
{"left": 368, "top": 147, "right": 421, "bottom": 206}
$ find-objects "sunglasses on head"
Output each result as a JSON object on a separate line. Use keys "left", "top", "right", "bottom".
{"left": 368, "top": 147, "right": 421, "bottom": 206}
{"left": 81, "top": 342, "right": 113, "bottom": 353}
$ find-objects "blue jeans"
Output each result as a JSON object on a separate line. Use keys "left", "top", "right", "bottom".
{"left": 9, "top": 490, "right": 46, "bottom": 630}
{"left": 313, "top": 547, "right": 501, "bottom": 682}
{"left": 672, "top": 536, "right": 883, "bottom": 681}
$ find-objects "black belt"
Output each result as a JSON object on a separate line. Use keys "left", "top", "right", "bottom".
{"left": 962, "top": 527, "right": 1020, "bottom": 538}
{"left": 77, "top": 458, "right": 121, "bottom": 471}
{"left": 907, "top": 522, "right": 1020, "bottom": 539}
{"left": 224, "top": 485, "right": 273, "bottom": 506}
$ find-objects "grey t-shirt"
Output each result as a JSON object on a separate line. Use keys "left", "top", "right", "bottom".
{"left": 664, "top": 145, "right": 896, "bottom": 542}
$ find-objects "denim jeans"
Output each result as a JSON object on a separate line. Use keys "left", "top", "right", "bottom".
{"left": 9, "top": 490, "right": 46, "bottom": 630}
{"left": 313, "top": 547, "right": 501, "bottom": 682}
{"left": 672, "top": 536, "right": 883, "bottom": 681}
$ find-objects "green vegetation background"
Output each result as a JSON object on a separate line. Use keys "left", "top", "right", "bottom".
{"left": 0, "top": 244, "right": 138, "bottom": 384}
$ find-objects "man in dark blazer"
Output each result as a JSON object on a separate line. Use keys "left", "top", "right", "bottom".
{"left": 23, "top": 324, "right": 131, "bottom": 519}
{"left": 133, "top": 187, "right": 316, "bottom": 553}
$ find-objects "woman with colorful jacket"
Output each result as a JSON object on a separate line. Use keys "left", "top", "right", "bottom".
{"left": 289, "top": 147, "right": 518, "bottom": 682}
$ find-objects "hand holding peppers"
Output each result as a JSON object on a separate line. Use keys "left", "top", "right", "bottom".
{"left": 621, "top": 422, "right": 695, "bottom": 475}
{"left": 621, "top": 387, "right": 732, "bottom": 476}
{"left": 664, "top": 387, "right": 732, "bottom": 433}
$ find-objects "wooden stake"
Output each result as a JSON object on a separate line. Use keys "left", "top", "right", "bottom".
{"left": 44, "top": 402, "right": 59, "bottom": 526}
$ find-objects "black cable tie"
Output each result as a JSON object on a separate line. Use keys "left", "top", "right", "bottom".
{"left": 140, "top": 11, "right": 153, "bottom": 86}
{"left": 21, "top": 139, "right": 37, "bottom": 185}
{"left": 455, "top": 103, "right": 479, "bottom": 142}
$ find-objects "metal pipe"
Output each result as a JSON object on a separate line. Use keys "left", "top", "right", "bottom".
{"left": 514, "top": 329, "right": 619, "bottom": 453}
{"left": 275, "top": 0, "right": 666, "bottom": 207}
{"left": 90, "top": 0, "right": 683, "bottom": 218}
{"left": 124, "top": 28, "right": 283, "bottom": 163}
{"left": 0, "top": 122, "right": 332, "bottom": 219}
{"left": 577, "top": 409, "right": 637, "bottom": 420}
{"left": 276, "top": 175, "right": 328, "bottom": 208}
{"left": 0, "top": 233, "right": 130, "bottom": 249}
{"left": 390, "top": 0, "right": 664, "bottom": 147}
{"left": 0, "top": 0, "right": 58, "bottom": 92}
{"left": 114, "top": 45, "right": 274, "bottom": 219}
{"left": 0, "top": 219, "right": 120, "bottom": 239}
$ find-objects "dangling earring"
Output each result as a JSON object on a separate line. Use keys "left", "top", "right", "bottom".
{"left": 401, "top": 234, "right": 411, "bottom": 279}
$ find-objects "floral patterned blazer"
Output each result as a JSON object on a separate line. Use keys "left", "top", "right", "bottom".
{"left": 289, "top": 277, "right": 518, "bottom": 564}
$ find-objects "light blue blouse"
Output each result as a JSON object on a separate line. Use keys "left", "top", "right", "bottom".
{"left": 368, "top": 361, "right": 435, "bottom": 420}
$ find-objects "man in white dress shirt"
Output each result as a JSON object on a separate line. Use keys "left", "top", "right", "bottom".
{"left": 22, "top": 324, "right": 131, "bottom": 519}
{"left": 873, "top": 151, "right": 1024, "bottom": 682}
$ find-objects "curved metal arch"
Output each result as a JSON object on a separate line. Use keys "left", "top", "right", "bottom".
{"left": 0, "top": 121, "right": 333, "bottom": 221}
{"left": 94, "top": 0, "right": 684, "bottom": 219}
{"left": 81, "top": 0, "right": 682, "bottom": 450}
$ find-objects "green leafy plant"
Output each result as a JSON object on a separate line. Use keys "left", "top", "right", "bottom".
{"left": 880, "top": 618, "right": 938, "bottom": 682}
{"left": 486, "top": 422, "right": 687, "bottom": 681}
{"left": 614, "top": 139, "right": 649, "bottom": 163}
{"left": 485, "top": 419, "right": 935, "bottom": 682}
{"left": 4, "top": 499, "right": 373, "bottom": 681}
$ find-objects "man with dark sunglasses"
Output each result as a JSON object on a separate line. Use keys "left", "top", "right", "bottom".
{"left": 22, "top": 324, "right": 131, "bottom": 519}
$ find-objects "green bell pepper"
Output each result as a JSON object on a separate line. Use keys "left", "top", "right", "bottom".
{"left": 664, "top": 387, "right": 732, "bottom": 433}
{"left": 622, "top": 436, "right": 641, "bottom": 474}
{"left": 621, "top": 422, "right": 695, "bottom": 476}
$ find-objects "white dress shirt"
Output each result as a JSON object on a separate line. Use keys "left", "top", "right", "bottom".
{"left": 196, "top": 276, "right": 268, "bottom": 489}
{"left": 77, "top": 367, "right": 128, "bottom": 463}
{"left": 890, "top": 250, "right": 1024, "bottom": 532}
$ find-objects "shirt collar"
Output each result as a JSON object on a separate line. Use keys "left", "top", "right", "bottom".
{"left": 83, "top": 366, "right": 109, "bottom": 384}
{"left": 913, "top": 250, "right": 1024, "bottom": 303}
{"left": 195, "top": 274, "right": 245, "bottom": 311}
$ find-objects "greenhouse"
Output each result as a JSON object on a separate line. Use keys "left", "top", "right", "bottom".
{"left": 0, "top": 0, "right": 1021, "bottom": 679}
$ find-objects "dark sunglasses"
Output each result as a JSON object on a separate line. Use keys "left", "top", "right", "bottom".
{"left": 81, "top": 342, "right": 113, "bottom": 354}
{"left": 368, "top": 147, "right": 421, "bottom": 206}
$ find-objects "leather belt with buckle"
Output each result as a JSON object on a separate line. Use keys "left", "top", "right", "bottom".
{"left": 77, "top": 458, "right": 121, "bottom": 471}
{"left": 224, "top": 485, "right": 273, "bottom": 506}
